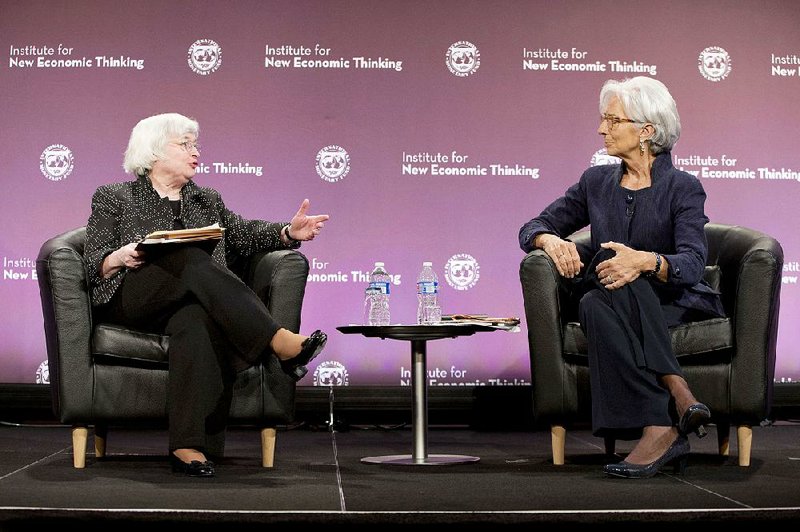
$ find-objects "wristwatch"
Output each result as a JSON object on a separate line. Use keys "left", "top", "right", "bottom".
{"left": 283, "top": 225, "right": 300, "bottom": 244}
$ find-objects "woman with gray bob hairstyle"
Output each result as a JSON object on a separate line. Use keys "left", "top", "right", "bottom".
{"left": 123, "top": 113, "right": 200, "bottom": 177}
{"left": 599, "top": 76, "right": 681, "bottom": 155}
{"left": 84, "top": 112, "right": 330, "bottom": 477}
{"left": 520, "top": 76, "right": 723, "bottom": 479}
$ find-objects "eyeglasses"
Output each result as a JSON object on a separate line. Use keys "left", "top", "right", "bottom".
{"left": 600, "top": 114, "right": 637, "bottom": 131}
{"left": 173, "top": 140, "right": 201, "bottom": 153}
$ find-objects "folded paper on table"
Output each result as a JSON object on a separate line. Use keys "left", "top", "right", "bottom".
{"left": 440, "top": 314, "right": 521, "bottom": 332}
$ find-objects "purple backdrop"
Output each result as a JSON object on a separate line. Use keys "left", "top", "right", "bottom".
{"left": 1, "top": 0, "right": 798, "bottom": 387}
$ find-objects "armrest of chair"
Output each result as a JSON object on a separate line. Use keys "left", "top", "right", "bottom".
{"left": 520, "top": 249, "right": 573, "bottom": 420}
{"left": 709, "top": 224, "right": 784, "bottom": 420}
{"left": 239, "top": 249, "right": 309, "bottom": 419}
{"left": 244, "top": 249, "right": 309, "bottom": 334}
{"left": 36, "top": 228, "right": 94, "bottom": 420}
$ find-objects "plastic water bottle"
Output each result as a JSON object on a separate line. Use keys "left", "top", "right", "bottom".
{"left": 368, "top": 262, "right": 391, "bottom": 326}
{"left": 416, "top": 261, "right": 440, "bottom": 324}
{"left": 363, "top": 286, "right": 381, "bottom": 326}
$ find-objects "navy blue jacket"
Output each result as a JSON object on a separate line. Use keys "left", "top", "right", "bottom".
{"left": 519, "top": 152, "right": 723, "bottom": 315}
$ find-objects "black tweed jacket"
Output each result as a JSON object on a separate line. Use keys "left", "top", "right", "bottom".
{"left": 84, "top": 175, "right": 297, "bottom": 306}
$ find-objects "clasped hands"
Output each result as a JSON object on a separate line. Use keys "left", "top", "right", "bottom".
{"left": 540, "top": 235, "right": 643, "bottom": 290}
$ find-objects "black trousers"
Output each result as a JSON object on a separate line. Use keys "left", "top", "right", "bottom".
{"left": 577, "top": 249, "right": 707, "bottom": 441}
{"left": 99, "top": 246, "right": 282, "bottom": 455}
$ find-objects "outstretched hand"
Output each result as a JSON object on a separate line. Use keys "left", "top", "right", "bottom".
{"left": 288, "top": 198, "right": 330, "bottom": 241}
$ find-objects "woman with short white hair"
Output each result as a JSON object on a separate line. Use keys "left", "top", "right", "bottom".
{"left": 519, "top": 77, "right": 724, "bottom": 478}
{"left": 85, "top": 112, "right": 329, "bottom": 477}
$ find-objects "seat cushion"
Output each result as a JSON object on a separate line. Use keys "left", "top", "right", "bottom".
{"left": 563, "top": 317, "right": 733, "bottom": 360}
{"left": 92, "top": 323, "right": 169, "bottom": 366}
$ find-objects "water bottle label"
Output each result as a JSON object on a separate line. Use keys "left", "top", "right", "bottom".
{"left": 417, "top": 281, "right": 438, "bottom": 294}
{"left": 369, "top": 281, "right": 390, "bottom": 295}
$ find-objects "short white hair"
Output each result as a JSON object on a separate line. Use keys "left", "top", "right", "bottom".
{"left": 599, "top": 77, "right": 680, "bottom": 154}
{"left": 123, "top": 113, "right": 199, "bottom": 176}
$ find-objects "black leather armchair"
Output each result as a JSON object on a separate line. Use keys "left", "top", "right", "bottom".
{"left": 36, "top": 227, "right": 309, "bottom": 468}
{"left": 519, "top": 223, "right": 783, "bottom": 466}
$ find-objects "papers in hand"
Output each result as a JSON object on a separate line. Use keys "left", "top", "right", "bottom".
{"left": 136, "top": 224, "right": 225, "bottom": 249}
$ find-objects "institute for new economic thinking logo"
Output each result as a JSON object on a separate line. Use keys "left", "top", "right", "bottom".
{"left": 188, "top": 39, "right": 222, "bottom": 75}
{"left": 445, "top": 253, "right": 480, "bottom": 290}
{"left": 312, "top": 361, "right": 350, "bottom": 386}
{"left": 35, "top": 360, "right": 49, "bottom": 384}
{"left": 315, "top": 145, "right": 350, "bottom": 182}
{"left": 39, "top": 144, "right": 74, "bottom": 181}
{"left": 446, "top": 41, "right": 480, "bottom": 77}
{"left": 698, "top": 46, "right": 731, "bottom": 82}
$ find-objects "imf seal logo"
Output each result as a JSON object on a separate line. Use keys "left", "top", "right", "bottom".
{"left": 39, "top": 144, "right": 74, "bottom": 181}
{"left": 590, "top": 148, "right": 621, "bottom": 167}
{"left": 446, "top": 41, "right": 480, "bottom": 77}
{"left": 445, "top": 253, "right": 480, "bottom": 291}
{"left": 315, "top": 145, "right": 350, "bottom": 182}
{"left": 35, "top": 360, "right": 49, "bottom": 384}
{"left": 188, "top": 39, "right": 222, "bottom": 75}
{"left": 698, "top": 46, "right": 731, "bottom": 82}
{"left": 313, "top": 361, "right": 350, "bottom": 386}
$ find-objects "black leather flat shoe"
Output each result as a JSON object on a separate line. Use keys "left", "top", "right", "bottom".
{"left": 603, "top": 434, "right": 690, "bottom": 479}
{"left": 170, "top": 454, "right": 215, "bottom": 477}
{"left": 280, "top": 330, "right": 327, "bottom": 381}
{"left": 678, "top": 403, "right": 711, "bottom": 438}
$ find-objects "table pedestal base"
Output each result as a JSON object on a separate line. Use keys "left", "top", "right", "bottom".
{"left": 360, "top": 454, "right": 480, "bottom": 465}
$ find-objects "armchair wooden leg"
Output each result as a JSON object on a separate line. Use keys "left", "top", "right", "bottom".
{"left": 94, "top": 424, "right": 107, "bottom": 458}
{"left": 551, "top": 425, "right": 566, "bottom": 465}
{"left": 72, "top": 426, "right": 88, "bottom": 468}
{"left": 261, "top": 427, "right": 277, "bottom": 468}
{"left": 717, "top": 422, "right": 731, "bottom": 456}
{"left": 737, "top": 425, "right": 752, "bottom": 466}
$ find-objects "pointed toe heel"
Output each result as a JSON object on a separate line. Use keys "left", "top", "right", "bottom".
{"left": 280, "top": 330, "right": 327, "bottom": 381}
{"left": 679, "top": 403, "right": 711, "bottom": 438}
{"left": 603, "top": 434, "right": 690, "bottom": 479}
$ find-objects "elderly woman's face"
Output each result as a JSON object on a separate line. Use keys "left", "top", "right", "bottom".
{"left": 151, "top": 133, "right": 200, "bottom": 182}
{"left": 598, "top": 97, "right": 640, "bottom": 159}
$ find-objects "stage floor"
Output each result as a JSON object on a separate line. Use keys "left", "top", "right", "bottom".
{"left": 1, "top": 422, "right": 799, "bottom": 530}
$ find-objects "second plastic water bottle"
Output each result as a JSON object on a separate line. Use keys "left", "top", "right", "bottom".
{"left": 416, "top": 261, "right": 440, "bottom": 324}
{"left": 368, "top": 262, "right": 391, "bottom": 326}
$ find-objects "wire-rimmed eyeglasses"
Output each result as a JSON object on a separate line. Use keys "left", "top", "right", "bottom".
{"left": 600, "top": 114, "right": 636, "bottom": 131}
{"left": 174, "top": 140, "right": 201, "bottom": 153}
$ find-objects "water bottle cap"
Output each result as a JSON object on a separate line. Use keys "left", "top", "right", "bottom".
{"left": 423, "top": 261, "right": 432, "bottom": 266}
{"left": 374, "top": 261, "right": 384, "bottom": 267}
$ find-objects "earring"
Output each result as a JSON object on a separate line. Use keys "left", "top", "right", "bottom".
{"left": 639, "top": 138, "right": 646, "bottom": 156}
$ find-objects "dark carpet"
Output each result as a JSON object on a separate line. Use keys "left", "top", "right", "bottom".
{"left": 1, "top": 421, "right": 799, "bottom": 530}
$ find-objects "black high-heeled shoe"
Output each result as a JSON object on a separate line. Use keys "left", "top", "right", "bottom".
{"left": 603, "top": 434, "right": 690, "bottom": 479}
{"left": 170, "top": 454, "right": 215, "bottom": 477}
{"left": 280, "top": 330, "right": 327, "bottom": 381}
{"left": 678, "top": 403, "right": 711, "bottom": 438}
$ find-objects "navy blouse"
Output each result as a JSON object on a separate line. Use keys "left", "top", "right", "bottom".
{"left": 519, "top": 152, "right": 723, "bottom": 314}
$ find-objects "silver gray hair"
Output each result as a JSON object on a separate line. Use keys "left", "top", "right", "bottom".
{"left": 599, "top": 76, "right": 680, "bottom": 154}
{"left": 123, "top": 113, "right": 199, "bottom": 176}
